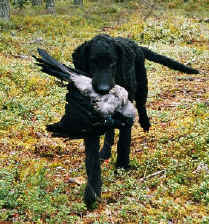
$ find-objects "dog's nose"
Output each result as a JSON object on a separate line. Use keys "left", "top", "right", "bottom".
{"left": 97, "top": 85, "right": 111, "bottom": 94}
{"left": 93, "top": 84, "right": 111, "bottom": 95}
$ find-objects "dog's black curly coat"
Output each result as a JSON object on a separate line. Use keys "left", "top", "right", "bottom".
{"left": 72, "top": 34, "right": 198, "bottom": 206}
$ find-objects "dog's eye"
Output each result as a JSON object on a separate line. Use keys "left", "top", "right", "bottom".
{"left": 110, "top": 62, "right": 116, "bottom": 68}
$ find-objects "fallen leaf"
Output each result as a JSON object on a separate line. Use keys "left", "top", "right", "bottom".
{"left": 68, "top": 177, "right": 86, "bottom": 185}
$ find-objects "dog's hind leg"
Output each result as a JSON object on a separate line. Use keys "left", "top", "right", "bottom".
{"left": 136, "top": 95, "right": 150, "bottom": 132}
{"left": 84, "top": 136, "right": 102, "bottom": 207}
{"left": 116, "top": 123, "right": 133, "bottom": 169}
{"left": 135, "top": 60, "right": 150, "bottom": 132}
{"left": 100, "top": 129, "right": 115, "bottom": 161}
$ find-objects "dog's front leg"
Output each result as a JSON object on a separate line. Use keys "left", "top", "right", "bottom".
{"left": 84, "top": 136, "right": 102, "bottom": 207}
{"left": 116, "top": 124, "right": 133, "bottom": 169}
{"left": 100, "top": 129, "right": 115, "bottom": 161}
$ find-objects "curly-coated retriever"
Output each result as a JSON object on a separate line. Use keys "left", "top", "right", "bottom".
{"left": 72, "top": 34, "right": 199, "bottom": 206}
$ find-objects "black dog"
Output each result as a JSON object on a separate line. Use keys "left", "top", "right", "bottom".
{"left": 72, "top": 34, "right": 199, "bottom": 206}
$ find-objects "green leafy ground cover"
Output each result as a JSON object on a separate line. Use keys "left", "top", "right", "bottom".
{"left": 0, "top": 0, "right": 209, "bottom": 223}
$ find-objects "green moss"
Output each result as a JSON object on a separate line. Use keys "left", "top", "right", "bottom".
{"left": 0, "top": 0, "right": 209, "bottom": 223}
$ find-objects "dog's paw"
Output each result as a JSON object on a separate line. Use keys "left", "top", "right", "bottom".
{"left": 99, "top": 148, "right": 111, "bottom": 161}
{"left": 84, "top": 184, "right": 101, "bottom": 209}
{"left": 139, "top": 117, "right": 151, "bottom": 132}
{"left": 115, "top": 160, "right": 130, "bottom": 170}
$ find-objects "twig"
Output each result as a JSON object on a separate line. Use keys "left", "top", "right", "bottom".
{"left": 139, "top": 169, "right": 166, "bottom": 182}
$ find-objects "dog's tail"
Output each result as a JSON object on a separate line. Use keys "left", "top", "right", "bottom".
{"left": 141, "top": 46, "right": 199, "bottom": 74}
{"left": 33, "top": 48, "right": 89, "bottom": 81}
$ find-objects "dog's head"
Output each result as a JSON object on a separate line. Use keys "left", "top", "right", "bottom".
{"left": 72, "top": 34, "right": 136, "bottom": 97}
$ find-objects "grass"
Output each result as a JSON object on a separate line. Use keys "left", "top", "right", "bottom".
{"left": 0, "top": 0, "right": 209, "bottom": 223}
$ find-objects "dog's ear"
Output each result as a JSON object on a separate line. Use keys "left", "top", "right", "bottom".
{"left": 72, "top": 40, "right": 90, "bottom": 73}
{"left": 114, "top": 40, "right": 137, "bottom": 100}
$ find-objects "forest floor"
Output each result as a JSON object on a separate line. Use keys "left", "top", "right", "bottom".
{"left": 0, "top": 0, "right": 209, "bottom": 223}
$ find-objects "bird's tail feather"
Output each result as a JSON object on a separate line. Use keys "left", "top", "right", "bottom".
{"left": 33, "top": 48, "right": 88, "bottom": 82}
{"left": 37, "top": 48, "right": 69, "bottom": 74}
